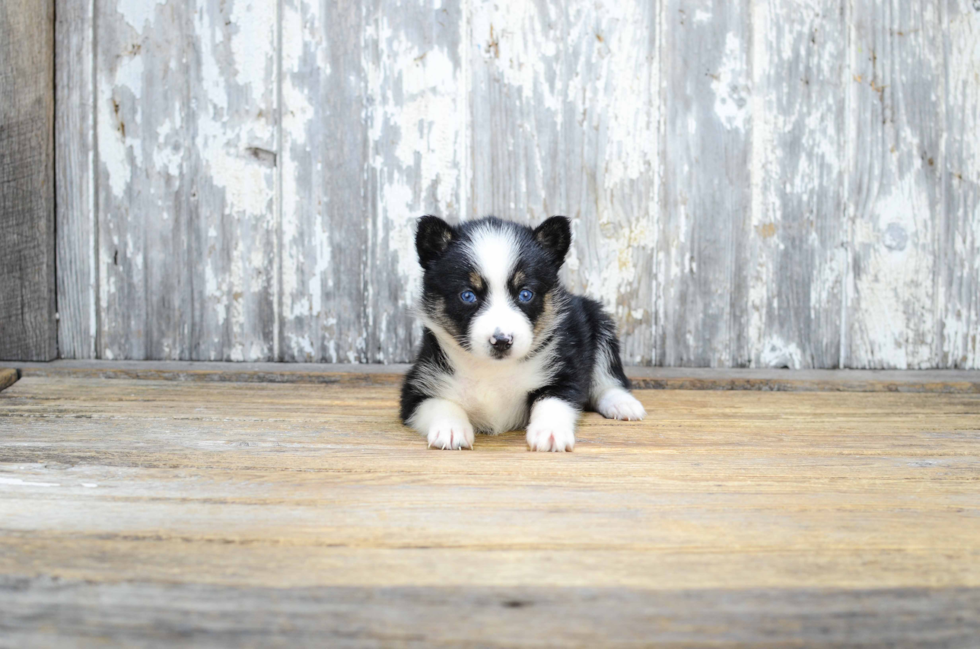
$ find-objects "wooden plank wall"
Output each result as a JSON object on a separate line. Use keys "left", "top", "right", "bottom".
{"left": 54, "top": 0, "right": 980, "bottom": 368}
{"left": 0, "top": 0, "right": 56, "bottom": 361}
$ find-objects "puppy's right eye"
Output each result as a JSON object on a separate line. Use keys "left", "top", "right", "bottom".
{"left": 460, "top": 290, "right": 477, "bottom": 304}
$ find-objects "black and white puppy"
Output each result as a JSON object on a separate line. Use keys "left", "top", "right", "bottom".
{"left": 400, "top": 215, "right": 645, "bottom": 452}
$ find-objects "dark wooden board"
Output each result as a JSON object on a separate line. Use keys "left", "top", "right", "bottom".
{"left": 2, "top": 578, "right": 977, "bottom": 648}
{"left": 0, "top": 0, "right": 56, "bottom": 361}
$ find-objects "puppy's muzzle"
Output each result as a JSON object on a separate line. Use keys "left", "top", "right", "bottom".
{"left": 489, "top": 329, "right": 513, "bottom": 354}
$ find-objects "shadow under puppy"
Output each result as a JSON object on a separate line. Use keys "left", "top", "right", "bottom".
{"left": 400, "top": 215, "right": 645, "bottom": 451}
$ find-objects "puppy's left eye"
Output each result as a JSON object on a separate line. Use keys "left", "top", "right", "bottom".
{"left": 518, "top": 289, "right": 534, "bottom": 303}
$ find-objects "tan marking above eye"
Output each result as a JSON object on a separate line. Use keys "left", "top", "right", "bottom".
{"left": 468, "top": 272, "right": 485, "bottom": 291}
{"left": 511, "top": 270, "right": 526, "bottom": 288}
{"left": 533, "top": 291, "right": 556, "bottom": 337}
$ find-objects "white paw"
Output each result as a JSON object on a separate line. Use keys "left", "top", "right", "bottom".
{"left": 408, "top": 399, "right": 475, "bottom": 450}
{"left": 596, "top": 388, "right": 646, "bottom": 421}
{"left": 526, "top": 423, "right": 575, "bottom": 452}
{"left": 526, "top": 397, "right": 579, "bottom": 452}
{"left": 427, "top": 420, "right": 474, "bottom": 450}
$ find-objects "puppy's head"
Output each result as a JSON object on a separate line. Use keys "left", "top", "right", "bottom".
{"left": 416, "top": 215, "right": 571, "bottom": 361}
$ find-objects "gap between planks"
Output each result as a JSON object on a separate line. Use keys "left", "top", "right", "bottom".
{"left": 5, "top": 361, "right": 980, "bottom": 393}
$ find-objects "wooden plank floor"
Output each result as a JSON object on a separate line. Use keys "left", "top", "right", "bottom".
{"left": 1, "top": 376, "right": 979, "bottom": 646}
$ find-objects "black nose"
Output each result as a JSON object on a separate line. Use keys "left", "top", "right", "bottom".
{"left": 490, "top": 331, "right": 513, "bottom": 352}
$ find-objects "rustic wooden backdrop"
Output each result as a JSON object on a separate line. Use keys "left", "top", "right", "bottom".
{"left": 54, "top": 0, "right": 979, "bottom": 368}
{"left": 0, "top": 0, "right": 56, "bottom": 361}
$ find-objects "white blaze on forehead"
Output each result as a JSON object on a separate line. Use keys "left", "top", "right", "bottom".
{"left": 466, "top": 225, "right": 519, "bottom": 292}
{"left": 465, "top": 225, "right": 534, "bottom": 359}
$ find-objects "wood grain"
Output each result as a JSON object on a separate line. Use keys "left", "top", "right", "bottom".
{"left": 748, "top": 0, "right": 846, "bottom": 369}
{"left": 51, "top": 0, "right": 980, "bottom": 369}
{"left": 94, "top": 0, "right": 180, "bottom": 360}
{"left": 279, "top": 0, "right": 465, "bottom": 364}
{"left": 0, "top": 369, "right": 17, "bottom": 392}
{"left": 0, "top": 0, "right": 56, "bottom": 361}
{"left": 844, "top": 0, "right": 945, "bottom": 369}
{"left": 364, "top": 0, "right": 465, "bottom": 364}
{"left": 942, "top": 1, "right": 980, "bottom": 369}
{"left": 280, "top": 0, "right": 371, "bottom": 363}
{"left": 2, "top": 581, "right": 978, "bottom": 647}
{"left": 0, "top": 377, "right": 978, "bottom": 643}
{"left": 468, "top": 0, "right": 662, "bottom": 365}
{"left": 55, "top": 0, "right": 97, "bottom": 360}
{"left": 662, "top": 0, "right": 752, "bottom": 367}
{"left": 94, "top": 0, "right": 278, "bottom": 361}
{"left": 560, "top": 0, "right": 661, "bottom": 366}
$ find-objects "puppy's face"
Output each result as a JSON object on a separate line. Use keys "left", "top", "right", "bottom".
{"left": 416, "top": 216, "right": 571, "bottom": 361}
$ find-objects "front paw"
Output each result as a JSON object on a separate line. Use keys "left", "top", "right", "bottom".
{"left": 526, "top": 397, "right": 579, "bottom": 452}
{"left": 596, "top": 388, "right": 646, "bottom": 421}
{"left": 526, "top": 423, "right": 575, "bottom": 452}
{"left": 427, "top": 420, "right": 474, "bottom": 450}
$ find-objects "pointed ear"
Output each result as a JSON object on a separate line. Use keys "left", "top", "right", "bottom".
{"left": 533, "top": 216, "right": 572, "bottom": 265}
{"left": 416, "top": 215, "right": 456, "bottom": 269}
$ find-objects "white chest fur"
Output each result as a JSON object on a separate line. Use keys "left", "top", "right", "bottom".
{"left": 436, "top": 343, "right": 556, "bottom": 435}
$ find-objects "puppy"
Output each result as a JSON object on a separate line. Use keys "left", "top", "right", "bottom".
{"left": 400, "top": 215, "right": 646, "bottom": 451}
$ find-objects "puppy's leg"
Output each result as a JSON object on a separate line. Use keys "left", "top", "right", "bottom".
{"left": 526, "top": 397, "right": 579, "bottom": 452}
{"left": 407, "top": 398, "right": 475, "bottom": 450}
{"left": 590, "top": 336, "right": 646, "bottom": 422}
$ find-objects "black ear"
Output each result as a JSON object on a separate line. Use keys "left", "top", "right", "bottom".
{"left": 416, "top": 215, "right": 456, "bottom": 269}
{"left": 533, "top": 216, "right": 572, "bottom": 264}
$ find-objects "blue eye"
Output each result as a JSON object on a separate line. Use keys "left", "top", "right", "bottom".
{"left": 518, "top": 289, "right": 534, "bottom": 303}
{"left": 460, "top": 290, "right": 477, "bottom": 304}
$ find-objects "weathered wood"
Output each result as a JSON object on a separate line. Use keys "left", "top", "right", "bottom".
{"left": 662, "top": 0, "right": 753, "bottom": 367}
{"left": 748, "top": 0, "right": 846, "bottom": 369}
{"left": 94, "top": 0, "right": 179, "bottom": 360}
{"left": 95, "top": 0, "right": 277, "bottom": 361}
{"left": 468, "top": 0, "right": 562, "bottom": 224}
{"left": 1, "top": 378, "right": 979, "bottom": 643}
{"left": 0, "top": 369, "right": 17, "bottom": 392}
{"left": 2, "top": 580, "right": 978, "bottom": 647}
{"left": 8, "top": 360, "right": 980, "bottom": 393}
{"left": 844, "top": 0, "right": 945, "bottom": 368}
{"left": 55, "top": 0, "right": 97, "bottom": 360}
{"left": 363, "top": 0, "right": 465, "bottom": 364}
{"left": 559, "top": 0, "right": 661, "bottom": 366}
{"left": 0, "top": 0, "right": 56, "bottom": 361}
{"left": 14, "top": 361, "right": 407, "bottom": 386}
{"left": 941, "top": 1, "right": 980, "bottom": 368}
{"left": 280, "top": 0, "right": 463, "bottom": 364}
{"left": 53, "top": 0, "right": 980, "bottom": 369}
{"left": 467, "top": 0, "right": 661, "bottom": 365}
{"left": 280, "top": 0, "right": 370, "bottom": 363}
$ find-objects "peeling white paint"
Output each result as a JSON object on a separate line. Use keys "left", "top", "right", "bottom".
{"left": 759, "top": 336, "right": 804, "bottom": 369}
{"left": 852, "top": 181, "right": 936, "bottom": 368}
{"left": 98, "top": 60, "right": 143, "bottom": 199}
{"left": 67, "top": 0, "right": 979, "bottom": 368}
{"left": 747, "top": 0, "right": 847, "bottom": 369}
{"left": 711, "top": 32, "right": 749, "bottom": 131}
{"left": 117, "top": 0, "right": 166, "bottom": 31}
{"left": 941, "top": 3, "right": 980, "bottom": 368}
{"left": 368, "top": 11, "right": 464, "bottom": 317}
